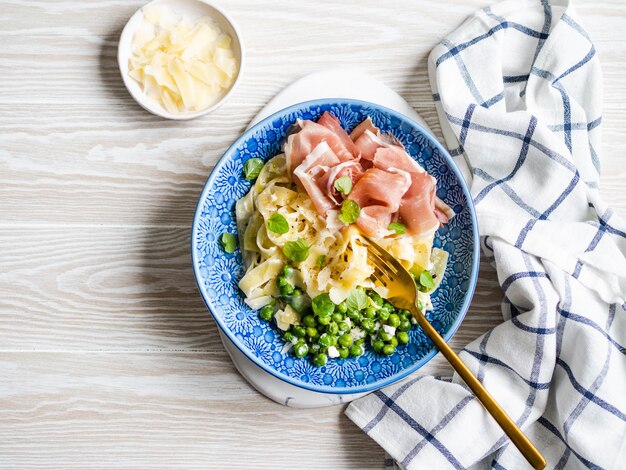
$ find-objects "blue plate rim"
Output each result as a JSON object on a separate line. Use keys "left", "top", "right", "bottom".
{"left": 191, "top": 98, "right": 480, "bottom": 395}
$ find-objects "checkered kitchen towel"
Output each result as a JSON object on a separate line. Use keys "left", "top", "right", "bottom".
{"left": 346, "top": 0, "right": 626, "bottom": 468}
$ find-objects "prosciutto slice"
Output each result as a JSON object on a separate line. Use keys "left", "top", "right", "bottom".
{"left": 348, "top": 168, "right": 412, "bottom": 237}
{"left": 317, "top": 112, "right": 359, "bottom": 157}
{"left": 317, "top": 160, "right": 364, "bottom": 203}
{"left": 292, "top": 142, "right": 341, "bottom": 214}
{"left": 281, "top": 112, "right": 452, "bottom": 237}
{"left": 349, "top": 117, "right": 379, "bottom": 141}
{"left": 373, "top": 147, "right": 446, "bottom": 237}
{"left": 284, "top": 119, "right": 356, "bottom": 174}
{"left": 353, "top": 130, "right": 390, "bottom": 161}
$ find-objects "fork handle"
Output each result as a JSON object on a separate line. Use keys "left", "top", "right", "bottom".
{"left": 411, "top": 307, "right": 546, "bottom": 470}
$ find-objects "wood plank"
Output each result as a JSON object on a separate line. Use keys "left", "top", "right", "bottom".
{"left": 0, "top": 352, "right": 385, "bottom": 469}
{"left": 1, "top": 0, "right": 626, "bottom": 468}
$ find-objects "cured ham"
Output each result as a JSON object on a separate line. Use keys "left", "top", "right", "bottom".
{"left": 292, "top": 141, "right": 341, "bottom": 214}
{"left": 317, "top": 160, "right": 364, "bottom": 203}
{"left": 317, "top": 112, "right": 359, "bottom": 157}
{"left": 349, "top": 117, "right": 379, "bottom": 141}
{"left": 284, "top": 112, "right": 452, "bottom": 238}
{"left": 284, "top": 119, "right": 356, "bottom": 174}
{"left": 353, "top": 129, "right": 391, "bottom": 161}
{"left": 373, "top": 146, "right": 442, "bottom": 237}
{"left": 348, "top": 168, "right": 412, "bottom": 237}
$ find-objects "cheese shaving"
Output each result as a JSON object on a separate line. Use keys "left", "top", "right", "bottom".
{"left": 129, "top": 5, "right": 238, "bottom": 113}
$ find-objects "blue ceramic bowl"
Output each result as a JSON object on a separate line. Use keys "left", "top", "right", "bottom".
{"left": 192, "top": 99, "right": 479, "bottom": 394}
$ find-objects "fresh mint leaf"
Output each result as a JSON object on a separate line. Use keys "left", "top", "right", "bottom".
{"left": 334, "top": 176, "right": 353, "bottom": 196}
{"left": 387, "top": 222, "right": 406, "bottom": 235}
{"left": 419, "top": 271, "right": 435, "bottom": 290}
{"left": 312, "top": 293, "right": 335, "bottom": 317}
{"left": 220, "top": 232, "right": 237, "bottom": 254}
{"left": 346, "top": 288, "right": 368, "bottom": 311}
{"left": 283, "top": 238, "right": 310, "bottom": 262}
{"left": 242, "top": 158, "right": 264, "bottom": 180}
{"left": 267, "top": 213, "right": 289, "bottom": 234}
{"left": 339, "top": 199, "right": 360, "bottom": 224}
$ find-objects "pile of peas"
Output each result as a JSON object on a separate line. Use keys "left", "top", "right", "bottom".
{"left": 258, "top": 264, "right": 418, "bottom": 367}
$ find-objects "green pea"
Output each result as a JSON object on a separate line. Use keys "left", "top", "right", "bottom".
{"left": 361, "top": 318, "right": 375, "bottom": 332}
{"left": 338, "top": 321, "right": 350, "bottom": 332}
{"left": 312, "top": 353, "right": 328, "bottom": 367}
{"left": 367, "top": 290, "right": 383, "bottom": 307}
{"left": 259, "top": 305, "right": 274, "bottom": 321}
{"left": 382, "top": 344, "right": 396, "bottom": 356}
{"left": 303, "top": 315, "right": 316, "bottom": 327}
{"left": 400, "top": 309, "right": 411, "bottom": 318}
{"left": 327, "top": 322, "right": 339, "bottom": 335}
{"left": 290, "top": 289, "right": 308, "bottom": 313}
{"left": 349, "top": 344, "right": 364, "bottom": 357}
{"left": 293, "top": 325, "right": 306, "bottom": 338}
{"left": 338, "top": 347, "right": 349, "bottom": 359}
{"left": 281, "top": 264, "right": 294, "bottom": 277}
{"left": 346, "top": 309, "right": 360, "bottom": 320}
{"left": 329, "top": 335, "right": 338, "bottom": 346}
{"left": 331, "top": 313, "right": 344, "bottom": 323}
{"left": 373, "top": 340, "right": 385, "bottom": 353}
{"left": 293, "top": 342, "right": 309, "bottom": 358}
{"left": 399, "top": 319, "right": 412, "bottom": 332}
{"left": 317, "top": 315, "right": 331, "bottom": 326}
{"left": 377, "top": 309, "right": 390, "bottom": 321}
{"left": 389, "top": 336, "right": 399, "bottom": 347}
{"left": 363, "top": 307, "right": 376, "bottom": 319}
{"left": 337, "top": 302, "right": 348, "bottom": 314}
{"left": 283, "top": 332, "right": 294, "bottom": 342}
{"left": 279, "top": 282, "right": 294, "bottom": 296}
{"left": 397, "top": 331, "right": 410, "bottom": 344}
{"left": 383, "top": 301, "right": 394, "bottom": 311}
{"left": 318, "top": 333, "right": 332, "bottom": 348}
{"left": 388, "top": 314, "right": 401, "bottom": 328}
{"left": 338, "top": 333, "right": 353, "bottom": 348}
{"left": 380, "top": 331, "right": 393, "bottom": 342}
{"left": 306, "top": 327, "right": 318, "bottom": 338}
{"left": 355, "top": 338, "right": 365, "bottom": 347}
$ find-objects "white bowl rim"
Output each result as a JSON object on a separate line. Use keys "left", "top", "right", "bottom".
{"left": 117, "top": 0, "right": 244, "bottom": 120}
{"left": 191, "top": 98, "right": 480, "bottom": 394}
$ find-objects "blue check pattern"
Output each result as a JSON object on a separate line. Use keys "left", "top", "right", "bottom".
{"left": 346, "top": 1, "right": 626, "bottom": 468}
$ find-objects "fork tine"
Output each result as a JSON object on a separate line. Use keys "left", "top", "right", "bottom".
{"left": 371, "top": 266, "right": 390, "bottom": 287}
{"left": 367, "top": 248, "right": 398, "bottom": 276}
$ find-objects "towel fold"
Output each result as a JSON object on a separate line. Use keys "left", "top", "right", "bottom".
{"left": 346, "top": 1, "right": 626, "bottom": 468}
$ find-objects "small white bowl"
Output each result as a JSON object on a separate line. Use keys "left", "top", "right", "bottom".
{"left": 117, "top": 0, "right": 244, "bottom": 120}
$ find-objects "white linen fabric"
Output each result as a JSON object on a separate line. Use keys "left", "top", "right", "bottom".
{"left": 346, "top": 1, "right": 626, "bottom": 468}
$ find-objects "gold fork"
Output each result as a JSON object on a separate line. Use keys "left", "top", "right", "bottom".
{"left": 362, "top": 237, "right": 546, "bottom": 470}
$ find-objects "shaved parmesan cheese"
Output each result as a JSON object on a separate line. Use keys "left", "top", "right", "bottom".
{"left": 129, "top": 5, "right": 238, "bottom": 114}
{"left": 382, "top": 324, "right": 396, "bottom": 336}
{"left": 275, "top": 305, "right": 300, "bottom": 331}
{"left": 327, "top": 346, "right": 340, "bottom": 358}
{"left": 350, "top": 327, "right": 365, "bottom": 341}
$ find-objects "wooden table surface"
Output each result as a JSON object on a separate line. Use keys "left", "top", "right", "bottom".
{"left": 1, "top": 1, "right": 625, "bottom": 468}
